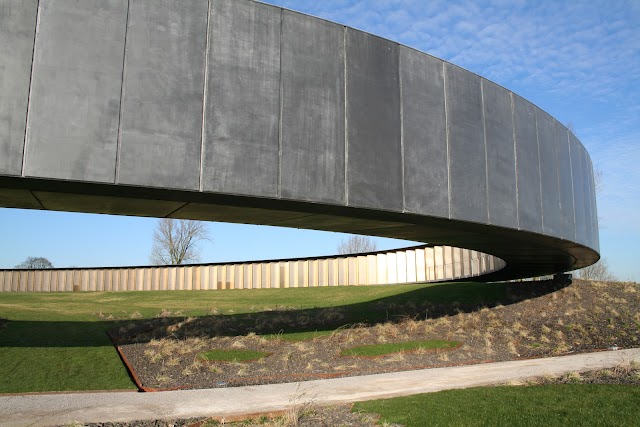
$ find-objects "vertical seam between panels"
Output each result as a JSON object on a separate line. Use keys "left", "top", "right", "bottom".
{"left": 567, "top": 132, "right": 576, "bottom": 240}
{"left": 535, "top": 109, "right": 544, "bottom": 233}
{"left": 199, "top": 0, "right": 212, "bottom": 192}
{"left": 398, "top": 46, "right": 405, "bottom": 212}
{"left": 481, "top": 79, "right": 490, "bottom": 223}
{"left": 443, "top": 62, "right": 451, "bottom": 218}
{"left": 115, "top": 0, "right": 131, "bottom": 184}
{"left": 343, "top": 27, "right": 349, "bottom": 205}
{"left": 511, "top": 92, "right": 520, "bottom": 229}
{"left": 555, "top": 124, "right": 562, "bottom": 236}
{"left": 21, "top": 0, "right": 42, "bottom": 177}
{"left": 277, "top": 8, "right": 284, "bottom": 198}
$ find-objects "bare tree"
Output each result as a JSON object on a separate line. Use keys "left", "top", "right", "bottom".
{"left": 337, "top": 235, "right": 378, "bottom": 255}
{"left": 575, "top": 258, "right": 616, "bottom": 281}
{"left": 14, "top": 257, "right": 53, "bottom": 269}
{"left": 593, "top": 166, "right": 604, "bottom": 194}
{"left": 150, "top": 218, "right": 211, "bottom": 265}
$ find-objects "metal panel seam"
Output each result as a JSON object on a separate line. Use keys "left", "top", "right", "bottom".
{"left": 567, "top": 131, "right": 576, "bottom": 240}
{"left": 442, "top": 62, "right": 451, "bottom": 219}
{"left": 277, "top": 8, "right": 284, "bottom": 198}
{"left": 21, "top": 0, "right": 42, "bottom": 177}
{"left": 510, "top": 92, "right": 520, "bottom": 229}
{"left": 398, "top": 45, "right": 405, "bottom": 213}
{"left": 343, "top": 26, "right": 348, "bottom": 205}
{"left": 481, "top": 79, "right": 490, "bottom": 223}
{"left": 535, "top": 110, "right": 544, "bottom": 233}
{"left": 114, "top": 0, "right": 131, "bottom": 185}
{"left": 199, "top": 0, "right": 212, "bottom": 193}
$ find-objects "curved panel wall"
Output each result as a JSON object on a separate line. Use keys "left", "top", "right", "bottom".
{"left": 0, "top": 0, "right": 599, "bottom": 280}
{"left": 0, "top": 246, "right": 505, "bottom": 292}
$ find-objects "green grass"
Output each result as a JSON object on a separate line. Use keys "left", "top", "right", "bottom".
{"left": 353, "top": 384, "right": 640, "bottom": 426}
{"left": 341, "top": 340, "right": 460, "bottom": 357}
{"left": 0, "top": 281, "right": 504, "bottom": 393}
{"left": 265, "top": 330, "right": 334, "bottom": 341}
{"left": 197, "top": 349, "right": 270, "bottom": 363}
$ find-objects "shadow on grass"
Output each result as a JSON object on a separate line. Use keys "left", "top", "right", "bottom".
{"left": 0, "top": 279, "right": 570, "bottom": 348}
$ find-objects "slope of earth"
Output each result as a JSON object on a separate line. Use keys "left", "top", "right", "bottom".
{"left": 113, "top": 279, "right": 639, "bottom": 390}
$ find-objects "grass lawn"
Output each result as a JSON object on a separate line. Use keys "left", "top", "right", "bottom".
{"left": 0, "top": 281, "right": 505, "bottom": 393}
{"left": 353, "top": 384, "right": 640, "bottom": 426}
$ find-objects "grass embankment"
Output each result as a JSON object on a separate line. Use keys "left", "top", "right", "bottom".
{"left": 353, "top": 384, "right": 640, "bottom": 426}
{"left": 0, "top": 281, "right": 505, "bottom": 393}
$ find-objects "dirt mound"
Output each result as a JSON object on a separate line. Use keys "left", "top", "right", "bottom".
{"left": 113, "top": 279, "right": 639, "bottom": 391}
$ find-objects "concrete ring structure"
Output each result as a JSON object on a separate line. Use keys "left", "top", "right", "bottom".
{"left": 0, "top": 0, "right": 599, "bottom": 281}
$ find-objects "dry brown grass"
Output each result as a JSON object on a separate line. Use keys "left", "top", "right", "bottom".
{"left": 115, "top": 279, "right": 639, "bottom": 392}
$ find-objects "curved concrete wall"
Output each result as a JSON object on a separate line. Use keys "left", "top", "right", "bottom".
{"left": 0, "top": 0, "right": 599, "bottom": 280}
{"left": 0, "top": 246, "right": 505, "bottom": 292}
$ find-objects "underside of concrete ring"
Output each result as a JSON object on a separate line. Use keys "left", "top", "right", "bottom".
{"left": 0, "top": 0, "right": 599, "bottom": 281}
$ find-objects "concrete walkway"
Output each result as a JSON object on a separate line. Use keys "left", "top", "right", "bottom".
{"left": 2, "top": 348, "right": 638, "bottom": 427}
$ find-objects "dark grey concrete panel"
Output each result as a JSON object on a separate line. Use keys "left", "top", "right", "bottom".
{"left": 513, "top": 95, "right": 543, "bottom": 233}
{"left": 202, "top": 0, "right": 281, "bottom": 197}
{"left": 117, "top": 0, "right": 208, "bottom": 190}
{"left": 555, "top": 121, "right": 575, "bottom": 241}
{"left": 400, "top": 48, "right": 448, "bottom": 218}
{"left": 482, "top": 79, "right": 517, "bottom": 228}
{"left": 569, "top": 133, "right": 587, "bottom": 246}
{"left": 579, "top": 142, "right": 593, "bottom": 247}
{"left": 346, "top": 29, "right": 402, "bottom": 212}
{"left": 445, "top": 64, "right": 487, "bottom": 223}
{"left": 0, "top": 0, "right": 37, "bottom": 176}
{"left": 280, "top": 11, "right": 345, "bottom": 204}
{"left": 24, "top": 0, "right": 127, "bottom": 183}
{"left": 584, "top": 156, "right": 597, "bottom": 249}
{"left": 536, "top": 108, "right": 562, "bottom": 237}
{"left": 0, "top": 0, "right": 601, "bottom": 280}
{"left": 586, "top": 157, "right": 599, "bottom": 250}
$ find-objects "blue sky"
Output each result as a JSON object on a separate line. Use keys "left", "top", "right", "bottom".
{"left": 1, "top": 0, "right": 638, "bottom": 281}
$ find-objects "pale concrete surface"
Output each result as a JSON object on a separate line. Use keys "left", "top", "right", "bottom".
{"left": 1, "top": 348, "right": 638, "bottom": 427}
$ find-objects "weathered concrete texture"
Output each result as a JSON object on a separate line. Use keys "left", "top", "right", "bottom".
{"left": 280, "top": 10, "right": 345, "bottom": 204}
{"left": 400, "top": 48, "right": 448, "bottom": 218}
{"left": 346, "top": 29, "right": 402, "bottom": 212}
{"left": 0, "top": 0, "right": 601, "bottom": 279}
{"left": 556, "top": 121, "right": 576, "bottom": 241}
{"left": 0, "top": 0, "right": 37, "bottom": 176}
{"left": 513, "top": 94, "right": 543, "bottom": 233}
{"left": 117, "top": 0, "right": 208, "bottom": 190}
{"left": 587, "top": 156, "right": 600, "bottom": 250}
{"left": 536, "top": 108, "right": 562, "bottom": 237}
{"left": 23, "top": 0, "right": 128, "bottom": 183}
{"left": 202, "top": 0, "right": 281, "bottom": 197}
{"left": 569, "top": 133, "right": 587, "bottom": 247}
{"left": 445, "top": 64, "right": 487, "bottom": 224}
{"left": 482, "top": 79, "right": 517, "bottom": 229}
{"left": 577, "top": 141, "right": 594, "bottom": 248}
